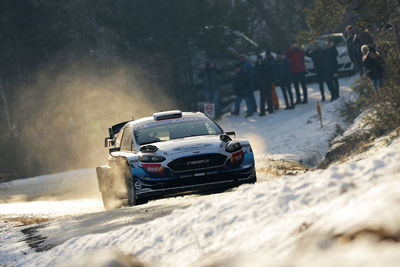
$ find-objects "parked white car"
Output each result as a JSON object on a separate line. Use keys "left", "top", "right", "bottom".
{"left": 304, "top": 33, "right": 355, "bottom": 78}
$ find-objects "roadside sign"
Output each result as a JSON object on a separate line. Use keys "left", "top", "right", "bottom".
{"left": 204, "top": 103, "right": 215, "bottom": 118}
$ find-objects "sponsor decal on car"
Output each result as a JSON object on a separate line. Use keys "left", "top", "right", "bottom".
{"left": 141, "top": 164, "right": 165, "bottom": 174}
{"left": 135, "top": 182, "right": 142, "bottom": 190}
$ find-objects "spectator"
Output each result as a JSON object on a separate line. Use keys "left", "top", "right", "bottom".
{"left": 254, "top": 55, "right": 269, "bottom": 116}
{"left": 360, "top": 28, "right": 374, "bottom": 46}
{"left": 275, "top": 50, "right": 295, "bottom": 109}
{"left": 345, "top": 25, "right": 363, "bottom": 75}
{"left": 239, "top": 54, "right": 257, "bottom": 113}
{"left": 361, "top": 45, "right": 384, "bottom": 93}
{"left": 198, "top": 61, "right": 220, "bottom": 117}
{"left": 306, "top": 42, "right": 326, "bottom": 101}
{"left": 253, "top": 55, "right": 265, "bottom": 92}
{"left": 263, "top": 49, "right": 276, "bottom": 115}
{"left": 285, "top": 42, "right": 308, "bottom": 104}
{"left": 319, "top": 41, "right": 338, "bottom": 101}
{"left": 325, "top": 40, "right": 340, "bottom": 100}
{"left": 232, "top": 63, "right": 254, "bottom": 117}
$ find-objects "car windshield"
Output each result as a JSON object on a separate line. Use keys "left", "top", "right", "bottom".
{"left": 134, "top": 118, "right": 223, "bottom": 145}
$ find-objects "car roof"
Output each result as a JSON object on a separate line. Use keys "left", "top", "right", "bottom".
{"left": 320, "top": 33, "right": 344, "bottom": 38}
{"left": 125, "top": 112, "right": 208, "bottom": 128}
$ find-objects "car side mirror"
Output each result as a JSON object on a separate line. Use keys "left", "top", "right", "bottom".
{"left": 104, "top": 138, "right": 115, "bottom": 148}
{"left": 225, "top": 131, "right": 236, "bottom": 138}
{"left": 109, "top": 147, "right": 120, "bottom": 154}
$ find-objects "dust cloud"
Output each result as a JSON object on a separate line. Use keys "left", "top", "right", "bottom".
{"left": 241, "top": 133, "right": 268, "bottom": 156}
{"left": 13, "top": 58, "right": 176, "bottom": 177}
{"left": 1, "top": 58, "right": 177, "bottom": 216}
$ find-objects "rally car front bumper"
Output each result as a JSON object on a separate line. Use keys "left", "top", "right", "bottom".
{"left": 134, "top": 165, "right": 256, "bottom": 199}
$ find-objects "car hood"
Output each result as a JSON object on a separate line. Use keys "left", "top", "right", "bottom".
{"left": 145, "top": 135, "right": 224, "bottom": 156}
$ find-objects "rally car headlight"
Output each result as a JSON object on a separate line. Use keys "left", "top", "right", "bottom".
{"left": 225, "top": 141, "right": 242, "bottom": 153}
{"left": 139, "top": 154, "right": 166, "bottom": 162}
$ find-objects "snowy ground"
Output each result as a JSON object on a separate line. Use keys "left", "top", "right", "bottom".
{"left": 1, "top": 75, "right": 400, "bottom": 266}
{"left": 219, "top": 75, "right": 359, "bottom": 167}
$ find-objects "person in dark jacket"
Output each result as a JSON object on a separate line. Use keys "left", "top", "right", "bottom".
{"left": 275, "top": 50, "right": 294, "bottom": 109}
{"left": 319, "top": 40, "right": 339, "bottom": 101}
{"left": 232, "top": 63, "right": 254, "bottom": 117}
{"left": 306, "top": 42, "right": 326, "bottom": 101}
{"left": 325, "top": 40, "right": 340, "bottom": 100}
{"left": 254, "top": 55, "right": 269, "bottom": 116}
{"left": 254, "top": 55, "right": 266, "bottom": 91}
{"left": 360, "top": 28, "right": 374, "bottom": 46}
{"left": 285, "top": 43, "right": 308, "bottom": 104}
{"left": 239, "top": 54, "right": 257, "bottom": 113}
{"left": 198, "top": 61, "right": 220, "bottom": 116}
{"left": 361, "top": 45, "right": 384, "bottom": 93}
{"left": 262, "top": 49, "right": 276, "bottom": 115}
{"left": 346, "top": 25, "right": 363, "bottom": 75}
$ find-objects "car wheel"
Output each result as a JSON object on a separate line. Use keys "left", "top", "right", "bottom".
{"left": 124, "top": 165, "right": 148, "bottom": 206}
{"left": 246, "top": 166, "right": 257, "bottom": 184}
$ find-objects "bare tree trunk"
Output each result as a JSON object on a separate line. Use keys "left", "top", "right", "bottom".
{"left": 0, "top": 78, "right": 13, "bottom": 135}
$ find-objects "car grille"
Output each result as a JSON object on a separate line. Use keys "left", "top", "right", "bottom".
{"left": 168, "top": 154, "right": 227, "bottom": 172}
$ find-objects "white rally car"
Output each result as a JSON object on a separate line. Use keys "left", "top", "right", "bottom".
{"left": 97, "top": 110, "right": 256, "bottom": 210}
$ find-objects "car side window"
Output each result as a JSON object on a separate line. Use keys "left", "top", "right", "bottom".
{"left": 121, "top": 128, "right": 133, "bottom": 151}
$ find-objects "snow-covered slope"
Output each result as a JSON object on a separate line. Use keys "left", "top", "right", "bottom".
{"left": 2, "top": 75, "right": 400, "bottom": 267}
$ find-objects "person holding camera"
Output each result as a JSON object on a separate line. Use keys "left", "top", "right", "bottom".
{"left": 361, "top": 45, "right": 384, "bottom": 93}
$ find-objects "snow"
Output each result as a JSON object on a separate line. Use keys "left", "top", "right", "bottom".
{"left": 1, "top": 74, "right": 400, "bottom": 266}
{"left": 0, "top": 168, "right": 104, "bottom": 218}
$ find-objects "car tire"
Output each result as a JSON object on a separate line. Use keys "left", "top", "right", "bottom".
{"left": 125, "top": 164, "right": 148, "bottom": 206}
{"left": 246, "top": 166, "right": 257, "bottom": 184}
